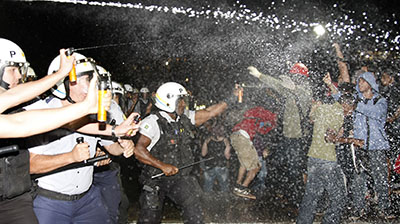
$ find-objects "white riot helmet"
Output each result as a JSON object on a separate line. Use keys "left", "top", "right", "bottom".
{"left": 48, "top": 52, "right": 96, "bottom": 100}
{"left": 132, "top": 88, "right": 139, "bottom": 94}
{"left": 155, "top": 82, "right": 188, "bottom": 113}
{"left": 140, "top": 87, "right": 149, "bottom": 93}
{"left": 0, "top": 38, "right": 30, "bottom": 89}
{"left": 96, "top": 65, "right": 111, "bottom": 77}
{"left": 111, "top": 81, "right": 124, "bottom": 95}
{"left": 124, "top": 84, "right": 133, "bottom": 92}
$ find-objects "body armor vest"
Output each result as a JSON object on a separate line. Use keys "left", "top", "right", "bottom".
{"left": 0, "top": 106, "right": 31, "bottom": 199}
{"left": 140, "top": 112, "right": 195, "bottom": 182}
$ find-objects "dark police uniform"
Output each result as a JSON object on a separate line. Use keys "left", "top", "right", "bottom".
{"left": 0, "top": 107, "right": 39, "bottom": 224}
{"left": 137, "top": 111, "right": 204, "bottom": 224}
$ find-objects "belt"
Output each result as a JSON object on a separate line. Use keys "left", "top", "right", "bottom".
{"left": 37, "top": 187, "right": 89, "bottom": 201}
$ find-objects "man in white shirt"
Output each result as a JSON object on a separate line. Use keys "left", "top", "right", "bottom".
{"left": 26, "top": 54, "right": 136, "bottom": 223}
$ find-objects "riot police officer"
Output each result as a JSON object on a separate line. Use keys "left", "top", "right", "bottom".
{"left": 134, "top": 82, "right": 227, "bottom": 223}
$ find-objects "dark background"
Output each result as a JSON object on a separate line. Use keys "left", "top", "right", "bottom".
{"left": 1, "top": 0, "right": 400, "bottom": 103}
{"left": 2, "top": 0, "right": 400, "bottom": 220}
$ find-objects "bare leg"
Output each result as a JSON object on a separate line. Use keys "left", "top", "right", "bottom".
{"left": 236, "top": 165, "right": 246, "bottom": 185}
{"left": 242, "top": 166, "right": 261, "bottom": 187}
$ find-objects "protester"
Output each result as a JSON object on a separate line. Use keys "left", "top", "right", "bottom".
{"left": 296, "top": 93, "right": 346, "bottom": 224}
{"left": 201, "top": 124, "right": 231, "bottom": 193}
{"left": 248, "top": 63, "right": 312, "bottom": 205}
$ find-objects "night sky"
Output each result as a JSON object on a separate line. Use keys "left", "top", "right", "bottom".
{"left": 1, "top": 0, "right": 400, "bottom": 103}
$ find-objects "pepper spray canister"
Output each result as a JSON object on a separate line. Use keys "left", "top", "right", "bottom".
{"left": 66, "top": 48, "right": 77, "bottom": 84}
{"left": 97, "top": 77, "right": 108, "bottom": 130}
{"left": 235, "top": 83, "right": 243, "bottom": 103}
{"left": 238, "top": 88, "right": 243, "bottom": 103}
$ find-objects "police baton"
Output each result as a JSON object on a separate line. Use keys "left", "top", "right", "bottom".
{"left": 151, "top": 157, "right": 214, "bottom": 179}
{"left": 0, "top": 145, "right": 18, "bottom": 156}
{"left": 31, "top": 140, "right": 110, "bottom": 179}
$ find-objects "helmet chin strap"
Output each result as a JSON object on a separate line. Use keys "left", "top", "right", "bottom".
{"left": 66, "top": 95, "right": 76, "bottom": 104}
{"left": 63, "top": 78, "right": 76, "bottom": 104}
{"left": 0, "top": 69, "right": 10, "bottom": 90}
{"left": 0, "top": 80, "right": 10, "bottom": 90}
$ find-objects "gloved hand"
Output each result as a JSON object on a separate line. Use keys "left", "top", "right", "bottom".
{"left": 247, "top": 66, "right": 261, "bottom": 79}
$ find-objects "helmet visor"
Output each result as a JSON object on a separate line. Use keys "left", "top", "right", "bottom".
{"left": 18, "top": 62, "right": 30, "bottom": 77}
{"left": 1, "top": 60, "right": 30, "bottom": 76}
{"left": 175, "top": 94, "right": 190, "bottom": 114}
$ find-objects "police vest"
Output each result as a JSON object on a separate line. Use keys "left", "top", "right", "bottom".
{"left": 140, "top": 112, "right": 195, "bottom": 181}
{"left": 0, "top": 106, "right": 32, "bottom": 199}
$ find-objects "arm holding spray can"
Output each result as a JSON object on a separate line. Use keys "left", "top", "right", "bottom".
{"left": 0, "top": 49, "right": 75, "bottom": 113}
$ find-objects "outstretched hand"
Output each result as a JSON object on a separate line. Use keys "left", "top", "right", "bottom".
{"left": 323, "top": 72, "right": 332, "bottom": 86}
{"left": 248, "top": 66, "right": 261, "bottom": 79}
{"left": 115, "top": 112, "right": 141, "bottom": 137}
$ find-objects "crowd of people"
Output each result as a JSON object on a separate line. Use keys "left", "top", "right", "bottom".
{"left": 1, "top": 36, "right": 399, "bottom": 224}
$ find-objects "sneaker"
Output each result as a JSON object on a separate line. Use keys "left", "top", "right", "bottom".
{"left": 348, "top": 209, "right": 365, "bottom": 221}
{"left": 378, "top": 211, "right": 396, "bottom": 220}
{"left": 233, "top": 185, "right": 256, "bottom": 200}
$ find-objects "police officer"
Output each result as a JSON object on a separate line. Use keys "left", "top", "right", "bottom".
{"left": 93, "top": 65, "right": 132, "bottom": 224}
{"left": 134, "top": 87, "right": 152, "bottom": 118}
{"left": 26, "top": 53, "right": 136, "bottom": 224}
{"left": 134, "top": 82, "right": 227, "bottom": 223}
{"left": 0, "top": 38, "right": 106, "bottom": 224}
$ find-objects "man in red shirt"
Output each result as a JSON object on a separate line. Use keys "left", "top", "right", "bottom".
{"left": 230, "top": 106, "right": 277, "bottom": 199}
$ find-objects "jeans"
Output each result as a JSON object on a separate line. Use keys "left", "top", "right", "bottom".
{"left": 352, "top": 150, "right": 390, "bottom": 213}
{"left": 297, "top": 157, "right": 346, "bottom": 224}
{"left": 203, "top": 166, "right": 229, "bottom": 192}
{"left": 278, "top": 137, "right": 307, "bottom": 205}
{"left": 93, "top": 169, "right": 122, "bottom": 224}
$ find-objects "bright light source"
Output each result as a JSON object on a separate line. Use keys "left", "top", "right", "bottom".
{"left": 313, "top": 24, "right": 326, "bottom": 37}
{"left": 165, "top": 61, "right": 169, "bottom": 66}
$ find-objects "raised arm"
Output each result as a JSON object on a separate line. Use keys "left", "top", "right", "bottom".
{"left": 76, "top": 112, "right": 140, "bottom": 138}
{"left": 0, "top": 75, "right": 102, "bottom": 138}
{"left": 0, "top": 49, "right": 75, "bottom": 113}
{"left": 194, "top": 102, "right": 228, "bottom": 126}
{"left": 247, "top": 66, "right": 285, "bottom": 93}
{"left": 333, "top": 43, "right": 350, "bottom": 83}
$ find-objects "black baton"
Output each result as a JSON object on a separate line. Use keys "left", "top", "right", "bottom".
{"left": 151, "top": 157, "right": 214, "bottom": 179}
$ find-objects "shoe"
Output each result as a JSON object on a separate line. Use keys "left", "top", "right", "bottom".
{"left": 348, "top": 209, "right": 365, "bottom": 221}
{"left": 233, "top": 185, "right": 256, "bottom": 200}
{"left": 378, "top": 211, "right": 396, "bottom": 220}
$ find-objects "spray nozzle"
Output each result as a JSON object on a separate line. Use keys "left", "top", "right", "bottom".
{"left": 65, "top": 47, "right": 76, "bottom": 57}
